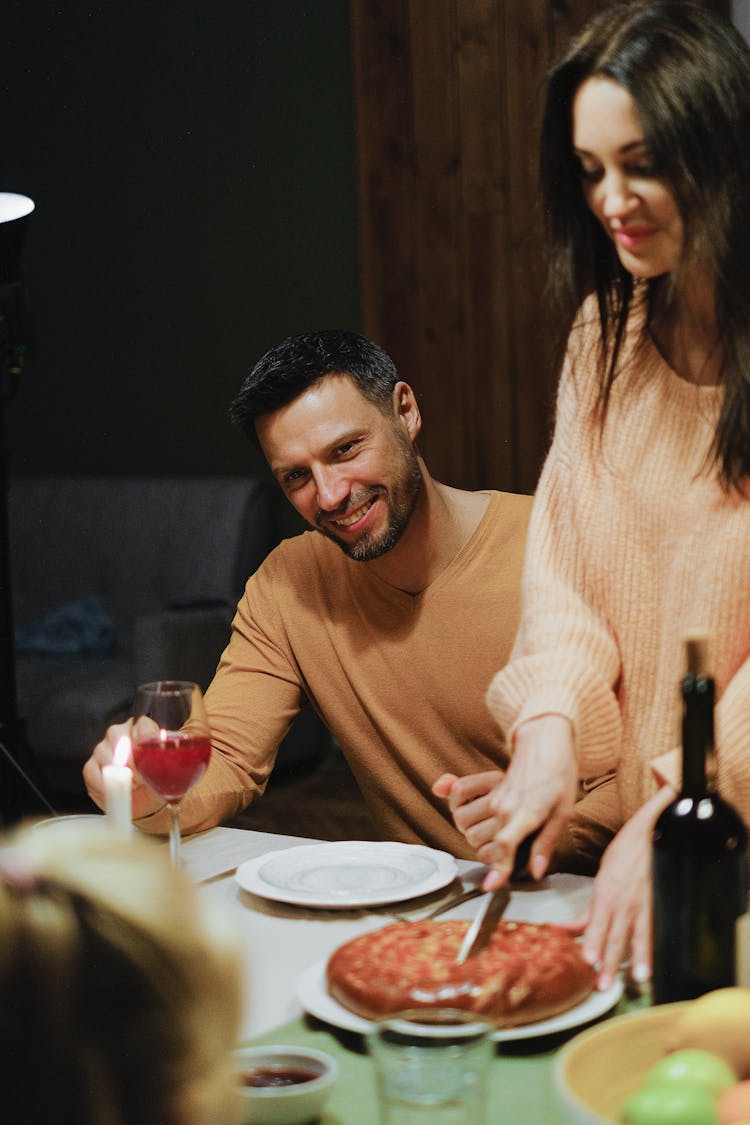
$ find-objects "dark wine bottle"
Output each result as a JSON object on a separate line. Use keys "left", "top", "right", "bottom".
{"left": 652, "top": 634, "right": 748, "bottom": 1004}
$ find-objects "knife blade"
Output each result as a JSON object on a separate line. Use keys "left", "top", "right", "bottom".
{"left": 455, "top": 828, "right": 541, "bottom": 963}
{"left": 455, "top": 883, "right": 511, "bottom": 963}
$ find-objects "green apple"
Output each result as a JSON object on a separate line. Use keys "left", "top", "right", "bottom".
{"left": 669, "top": 988, "right": 750, "bottom": 1078}
{"left": 646, "top": 1049, "right": 736, "bottom": 1096}
{"left": 620, "top": 1082, "right": 719, "bottom": 1124}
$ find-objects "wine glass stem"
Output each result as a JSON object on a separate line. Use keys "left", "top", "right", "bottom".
{"left": 167, "top": 802, "right": 182, "bottom": 866}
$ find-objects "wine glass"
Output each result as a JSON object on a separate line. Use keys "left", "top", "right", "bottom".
{"left": 130, "top": 681, "right": 211, "bottom": 865}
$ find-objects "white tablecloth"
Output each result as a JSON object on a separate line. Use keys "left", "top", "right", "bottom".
{"left": 181, "top": 826, "right": 595, "bottom": 1040}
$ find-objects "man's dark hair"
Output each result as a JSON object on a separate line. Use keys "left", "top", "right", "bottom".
{"left": 230, "top": 330, "right": 401, "bottom": 441}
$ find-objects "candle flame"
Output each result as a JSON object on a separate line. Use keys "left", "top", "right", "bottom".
{"left": 113, "top": 735, "right": 131, "bottom": 768}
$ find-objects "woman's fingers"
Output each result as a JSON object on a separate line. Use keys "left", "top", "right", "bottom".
{"left": 483, "top": 805, "right": 545, "bottom": 879}
{"left": 584, "top": 881, "right": 648, "bottom": 990}
{"left": 581, "top": 840, "right": 650, "bottom": 989}
{"left": 630, "top": 895, "right": 652, "bottom": 985}
{"left": 582, "top": 788, "right": 674, "bottom": 986}
{"left": 528, "top": 798, "right": 576, "bottom": 879}
{"left": 434, "top": 717, "right": 578, "bottom": 885}
{"left": 557, "top": 906, "right": 590, "bottom": 936}
{"left": 484, "top": 724, "right": 578, "bottom": 880}
{"left": 595, "top": 897, "right": 632, "bottom": 990}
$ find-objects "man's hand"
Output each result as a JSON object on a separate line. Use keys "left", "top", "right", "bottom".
{"left": 83, "top": 718, "right": 165, "bottom": 820}
{"left": 434, "top": 714, "right": 578, "bottom": 887}
{"left": 559, "top": 784, "right": 677, "bottom": 989}
{"left": 432, "top": 768, "right": 506, "bottom": 853}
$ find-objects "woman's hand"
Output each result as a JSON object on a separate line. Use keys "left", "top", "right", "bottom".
{"left": 560, "top": 784, "right": 677, "bottom": 988}
{"left": 83, "top": 718, "right": 165, "bottom": 820}
{"left": 433, "top": 714, "right": 578, "bottom": 887}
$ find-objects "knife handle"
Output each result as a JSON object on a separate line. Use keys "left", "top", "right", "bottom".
{"left": 511, "top": 828, "right": 541, "bottom": 879}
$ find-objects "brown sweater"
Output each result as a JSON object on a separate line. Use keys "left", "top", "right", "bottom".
{"left": 488, "top": 296, "right": 750, "bottom": 824}
{"left": 142, "top": 490, "right": 532, "bottom": 856}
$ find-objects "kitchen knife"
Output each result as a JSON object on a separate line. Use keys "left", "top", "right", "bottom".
{"left": 455, "top": 883, "right": 511, "bottom": 963}
{"left": 455, "top": 828, "right": 541, "bottom": 963}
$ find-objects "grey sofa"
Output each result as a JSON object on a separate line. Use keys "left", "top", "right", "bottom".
{"left": 9, "top": 475, "right": 327, "bottom": 799}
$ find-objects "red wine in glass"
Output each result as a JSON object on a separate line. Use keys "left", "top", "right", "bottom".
{"left": 132, "top": 732, "right": 211, "bottom": 803}
{"left": 131, "top": 681, "right": 211, "bottom": 864}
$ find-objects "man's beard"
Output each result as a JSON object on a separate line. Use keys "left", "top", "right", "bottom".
{"left": 314, "top": 444, "right": 422, "bottom": 562}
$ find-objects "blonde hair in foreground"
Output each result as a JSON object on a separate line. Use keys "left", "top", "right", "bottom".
{"left": 0, "top": 820, "right": 243, "bottom": 1125}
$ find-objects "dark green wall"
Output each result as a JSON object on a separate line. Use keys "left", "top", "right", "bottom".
{"left": 3, "top": 0, "right": 359, "bottom": 487}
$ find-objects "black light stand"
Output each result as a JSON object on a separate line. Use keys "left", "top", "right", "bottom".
{"left": 0, "top": 193, "right": 56, "bottom": 824}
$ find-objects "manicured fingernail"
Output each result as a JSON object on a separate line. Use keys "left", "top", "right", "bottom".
{"left": 597, "top": 971, "right": 612, "bottom": 991}
{"left": 582, "top": 946, "right": 598, "bottom": 965}
{"left": 483, "top": 868, "right": 506, "bottom": 891}
{"left": 530, "top": 855, "right": 547, "bottom": 880}
{"left": 632, "top": 962, "right": 650, "bottom": 983}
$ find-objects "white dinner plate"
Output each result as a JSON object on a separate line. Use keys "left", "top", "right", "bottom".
{"left": 33, "top": 813, "right": 106, "bottom": 830}
{"left": 297, "top": 959, "right": 624, "bottom": 1043}
{"left": 234, "top": 841, "right": 458, "bottom": 908}
{"left": 32, "top": 813, "right": 137, "bottom": 837}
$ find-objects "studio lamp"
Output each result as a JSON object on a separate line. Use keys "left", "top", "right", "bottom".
{"left": 0, "top": 192, "right": 55, "bottom": 823}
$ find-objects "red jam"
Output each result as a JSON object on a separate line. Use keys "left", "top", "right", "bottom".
{"left": 243, "top": 1066, "right": 318, "bottom": 1088}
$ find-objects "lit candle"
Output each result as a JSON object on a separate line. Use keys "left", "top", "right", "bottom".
{"left": 737, "top": 912, "right": 750, "bottom": 986}
{"left": 104, "top": 735, "right": 133, "bottom": 835}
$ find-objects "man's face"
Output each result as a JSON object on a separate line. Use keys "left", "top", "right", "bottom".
{"left": 255, "top": 374, "right": 422, "bottom": 561}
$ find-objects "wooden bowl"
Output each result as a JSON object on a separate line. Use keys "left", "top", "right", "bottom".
{"left": 554, "top": 1002, "right": 690, "bottom": 1125}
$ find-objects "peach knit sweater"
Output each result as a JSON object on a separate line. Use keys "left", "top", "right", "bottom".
{"left": 487, "top": 295, "right": 750, "bottom": 825}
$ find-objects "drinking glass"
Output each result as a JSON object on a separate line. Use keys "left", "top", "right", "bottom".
{"left": 368, "top": 1009, "right": 493, "bottom": 1124}
{"left": 130, "top": 681, "right": 211, "bottom": 865}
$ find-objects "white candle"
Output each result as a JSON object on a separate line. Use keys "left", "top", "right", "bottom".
{"left": 104, "top": 736, "right": 133, "bottom": 834}
{"left": 737, "top": 912, "right": 750, "bottom": 986}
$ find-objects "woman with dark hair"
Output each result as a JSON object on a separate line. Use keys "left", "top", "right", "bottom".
{"left": 436, "top": 1, "right": 750, "bottom": 988}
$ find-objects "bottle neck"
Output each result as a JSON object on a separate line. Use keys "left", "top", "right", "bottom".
{"left": 681, "top": 673, "right": 716, "bottom": 796}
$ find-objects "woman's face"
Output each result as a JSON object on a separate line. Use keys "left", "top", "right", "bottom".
{"left": 572, "top": 76, "right": 684, "bottom": 279}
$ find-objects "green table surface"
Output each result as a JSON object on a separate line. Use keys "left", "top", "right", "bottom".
{"left": 247, "top": 992, "right": 649, "bottom": 1124}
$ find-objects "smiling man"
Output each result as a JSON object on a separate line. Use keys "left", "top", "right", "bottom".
{"left": 83, "top": 330, "right": 619, "bottom": 866}
{"left": 257, "top": 371, "right": 424, "bottom": 568}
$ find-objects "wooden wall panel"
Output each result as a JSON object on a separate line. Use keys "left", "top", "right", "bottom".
{"left": 352, "top": 0, "right": 420, "bottom": 380}
{"left": 351, "top": 0, "right": 731, "bottom": 494}
{"left": 408, "top": 2, "right": 467, "bottom": 474}
{"left": 502, "top": 0, "right": 556, "bottom": 491}
{"left": 454, "top": 1, "right": 515, "bottom": 488}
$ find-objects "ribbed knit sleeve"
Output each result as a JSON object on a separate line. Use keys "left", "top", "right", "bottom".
{"left": 486, "top": 313, "right": 622, "bottom": 778}
{"left": 486, "top": 291, "right": 750, "bottom": 826}
{"left": 652, "top": 656, "right": 750, "bottom": 818}
{"left": 713, "top": 656, "right": 750, "bottom": 818}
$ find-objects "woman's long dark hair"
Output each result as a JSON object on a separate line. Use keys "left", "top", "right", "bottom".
{"left": 540, "top": 1, "right": 750, "bottom": 489}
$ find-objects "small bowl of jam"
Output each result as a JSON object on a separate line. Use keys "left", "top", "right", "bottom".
{"left": 234, "top": 1044, "right": 338, "bottom": 1124}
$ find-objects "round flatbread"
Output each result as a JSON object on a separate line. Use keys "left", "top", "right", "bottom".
{"left": 327, "top": 918, "right": 595, "bottom": 1027}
